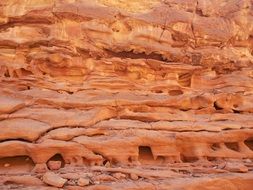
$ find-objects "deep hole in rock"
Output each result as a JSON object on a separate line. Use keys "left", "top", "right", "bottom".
{"left": 224, "top": 142, "right": 239, "bottom": 152}
{"left": 245, "top": 137, "right": 253, "bottom": 151}
{"left": 211, "top": 143, "right": 220, "bottom": 151}
{"left": 180, "top": 155, "right": 198, "bottom": 163}
{"left": 152, "top": 89, "right": 163, "bottom": 94}
{"left": 66, "top": 91, "right": 74, "bottom": 95}
{"left": 128, "top": 157, "right": 133, "bottom": 163}
{"left": 103, "top": 160, "right": 108, "bottom": 165}
{"left": 213, "top": 101, "right": 223, "bottom": 110}
{"left": 207, "top": 157, "right": 216, "bottom": 162}
{"left": 155, "top": 156, "right": 165, "bottom": 164}
{"left": 0, "top": 156, "right": 35, "bottom": 174}
{"left": 168, "top": 89, "right": 183, "bottom": 96}
{"left": 3, "top": 181, "right": 15, "bottom": 185}
{"left": 47, "top": 154, "right": 65, "bottom": 168}
{"left": 88, "top": 133, "right": 105, "bottom": 137}
{"left": 179, "top": 108, "right": 191, "bottom": 111}
{"left": 138, "top": 146, "right": 154, "bottom": 161}
{"left": 4, "top": 70, "right": 10, "bottom": 77}
{"left": 19, "top": 68, "right": 33, "bottom": 76}
{"left": 232, "top": 109, "right": 241, "bottom": 114}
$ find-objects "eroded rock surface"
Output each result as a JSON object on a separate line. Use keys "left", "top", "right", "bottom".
{"left": 0, "top": 0, "right": 253, "bottom": 189}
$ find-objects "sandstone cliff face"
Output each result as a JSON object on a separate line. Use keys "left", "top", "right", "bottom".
{"left": 0, "top": 0, "right": 253, "bottom": 189}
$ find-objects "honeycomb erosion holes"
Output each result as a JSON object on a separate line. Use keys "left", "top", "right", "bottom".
{"left": 0, "top": 0, "right": 253, "bottom": 189}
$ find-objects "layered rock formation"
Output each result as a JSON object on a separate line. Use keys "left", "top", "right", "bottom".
{"left": 0, "top": 0, "right": 253, "bottom": 189}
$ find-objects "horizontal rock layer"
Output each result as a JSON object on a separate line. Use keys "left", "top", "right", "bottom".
{"left": 0, "top": 0, "right": 253, "bottom": 189}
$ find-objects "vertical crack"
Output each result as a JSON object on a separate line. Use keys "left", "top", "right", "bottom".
{"left": 190, "top": 0, "right": 199, "bottom": 48}
{"left": 158, "top": 9, "right": 169, "bottom": 43}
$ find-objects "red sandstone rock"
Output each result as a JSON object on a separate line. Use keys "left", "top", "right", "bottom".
{"left": 130, "top": 173, "right": 139, "bottom": 181}
{"left": 47, "top": 161, "right": 62, "bottom": 170}
{"left": 43, "top": 172, "right": 67, "bottom": 188}
{"left": 32, "top": 163, "right": 48, "bottom": 173}
{"left": 0, "top": 0, "right": 253, "bottom": 189}
{"left": 225, "top": 162, "right": 249, "bottom": 173}
{"left": 112, "top": 172, "right": 126, "bottom": 179}
{"left": 92, "top": 174, "right": 116, "bottom": 182}
{"left": 77, "top": 177, "right": 90, "bottom": 187}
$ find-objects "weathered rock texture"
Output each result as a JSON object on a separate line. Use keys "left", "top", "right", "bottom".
{"left": 0, "top": 0, "right": 253, "bottom": 189}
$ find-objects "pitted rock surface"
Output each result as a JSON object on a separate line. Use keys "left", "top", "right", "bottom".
{"left": 0, "top": 0, "right": 253, "bottom": 189}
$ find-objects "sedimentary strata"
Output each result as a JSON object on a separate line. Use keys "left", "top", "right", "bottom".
{"left": 0, "top": 0, "right": 253, "bottom": 189}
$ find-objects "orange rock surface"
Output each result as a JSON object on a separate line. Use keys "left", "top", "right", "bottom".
{"left": 0, "top": 0, "right": 253, "bottom": 189}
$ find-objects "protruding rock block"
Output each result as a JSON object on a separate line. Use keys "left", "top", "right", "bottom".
{"left": 42, "top": 172, "right": 67, "bottom": 188}
{"left": 47, "top": 161, "right": 62, "bottom": 170}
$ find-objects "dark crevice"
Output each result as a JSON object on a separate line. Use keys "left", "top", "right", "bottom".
{"left": 180, "top": 155, "right": 198, "bottom": 163}
{"left": 138, "top": 146, "right": 154, "bottom": 161}
{"left": 179, "top": 108, "right": 191, "bottom": 111}
{"left": 106, "top": 49, "right": 166, "bottom": 62}
{"left": 64, "top": 91, "right": 74, "bottom": 95}
{"left": 245, "top": 137, "right": 253, "bottom": 151}
{"left": 4, "top": 70, "right": 10, "bottom": 77}
{"left": 84, "top": 151, "right": 104, "bottom": 166}
{"left": 207, "top": 157, "right": 216, "bottom": 161}
{"left": 128, "top": 156, "right": 133, "bottom": 163}
{"left": 0, "top": 138, "right": 32, "bottom": 143}
{"left": 19, "top": 68, "right": 33, "bottom": 77}
{"left": 86, "top": 133, "right": 105, "bottom": 137}
{"left": 152, "top": 90, "right": 163, "bottom": 94}
{"left": 232, "top": 109, "right": 241, "bottom": 114}
{"left": 103, "top": 159, "right": 109, "bottom": 165}
{"left": 47, "top": 154, "right": 65, "bottom": 168}
{"left": 225, "top": 142, "right": 239, "bottom": 152}
{"left": 156, "top": 156, "right": 165, "bottom": 164}
{"left": 119, "top": 115, "right": 159, "bottom": 122}
{"left": 211, "top": 143, "right": 220, "bottom": 151}
{"left": 213, "top": 101, "right": 223, "bottom": 110}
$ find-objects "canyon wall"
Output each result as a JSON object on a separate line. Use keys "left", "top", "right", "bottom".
{"left": 0, "top": 0, "right": 253, "bottom": 189}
